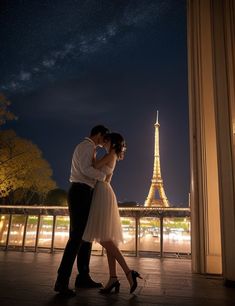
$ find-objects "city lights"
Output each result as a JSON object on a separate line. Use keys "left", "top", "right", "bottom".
{"left": 0, "top": 206, "right": 191, "bottom": 257}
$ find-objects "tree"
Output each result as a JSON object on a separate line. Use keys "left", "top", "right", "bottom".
{"left": 0, "top": 93, "right": 17, "bottom": 126}
{"left": 45, "top": 188, "right": 68, "bottom": 206}
{"left": 0, "top": 130, "right": 57, "bottom": 204}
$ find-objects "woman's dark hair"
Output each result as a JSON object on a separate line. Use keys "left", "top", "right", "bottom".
{"left": 105, "top": 132, "right": 126, "bottom": 157}
{"left": 90, "top": 125, "right": 109, "bottom": 136}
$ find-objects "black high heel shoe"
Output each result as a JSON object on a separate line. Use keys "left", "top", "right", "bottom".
{"left": 127, "top": 270, "right": 143, "bottom": 294}
{"left": 99, "top": 277, "right": 120, "bottom": 294}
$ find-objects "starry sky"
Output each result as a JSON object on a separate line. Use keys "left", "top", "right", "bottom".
{"left": 0, "top": 0, "right": 189, "bottom": 206}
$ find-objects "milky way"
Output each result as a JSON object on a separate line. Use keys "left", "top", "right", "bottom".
{"left": 1, "top": 1, "right": 171, "bottom": 93}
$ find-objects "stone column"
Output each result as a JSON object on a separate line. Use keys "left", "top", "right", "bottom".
{"left": 188, "top": 0, "right": 235, "bottom": 283}
{"left": 211, "top": 0, "right": 235, "bottom": 285}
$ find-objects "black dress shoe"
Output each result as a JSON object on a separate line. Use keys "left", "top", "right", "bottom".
{"left": 54, "top": 282, "right": 76, "bottom": 297}
{"left": 75, "top": 274, "right": 103, "bottom": 288}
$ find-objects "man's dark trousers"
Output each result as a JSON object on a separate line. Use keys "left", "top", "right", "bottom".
{"left": 57, "top": 182, "right": 93, "bottom": 285}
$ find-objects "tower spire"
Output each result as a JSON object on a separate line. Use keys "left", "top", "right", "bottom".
{"left": 145, "top": 111, "right": 169, "bottom": 207}
{"left": 156, "top": 110, "right": 159, "bottom": 124}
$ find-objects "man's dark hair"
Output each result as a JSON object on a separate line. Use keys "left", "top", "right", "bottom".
{"left": 90, "top": 125, "right": 109, "bottom": 136}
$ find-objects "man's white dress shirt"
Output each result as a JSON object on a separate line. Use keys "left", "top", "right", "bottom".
{"left": 70, "top": 137, "right": 110, "bottom": 188}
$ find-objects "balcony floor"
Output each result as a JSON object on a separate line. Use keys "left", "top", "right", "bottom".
{"left": 0, "top": 251, "right": 234, "bottom": 306}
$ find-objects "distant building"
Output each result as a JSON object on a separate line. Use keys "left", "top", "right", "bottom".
{"left": 118, "top": 201, "right": 139, "bottom": 207}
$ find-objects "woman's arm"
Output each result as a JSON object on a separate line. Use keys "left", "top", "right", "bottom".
{"left": 93, "top": 150, "right": 116, "bottom": 169}
{"left": 105, "top": 173, "right": 113, "bottom": 182}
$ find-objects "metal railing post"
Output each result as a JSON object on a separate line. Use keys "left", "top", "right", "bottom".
{"left": 22, "top": 215, "right": 29, "bottom": 251}
{"left": 5, "top": 214, "right": 12, "bottom": 250}
{"left": 35, "top": 215, "right": 41, "bottom": 252}
{"left": 51, "top": 215, "right": 56, "bottom": 253}
{"left": 135, "top": 216, "right": 139, "bottom": 257}
{"left": 160, "top": 215, "right": 164, "bottom": 258}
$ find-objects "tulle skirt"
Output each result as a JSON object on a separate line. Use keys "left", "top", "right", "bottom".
{"left": 82, "top": 181, "right": 123, "bottom": 246}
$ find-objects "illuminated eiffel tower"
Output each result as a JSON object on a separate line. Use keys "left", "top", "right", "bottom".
{"left": 145, "top": 111, "right": 169, "bottom": 207}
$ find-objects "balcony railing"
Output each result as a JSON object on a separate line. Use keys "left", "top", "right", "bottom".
{"left": 0, "top": 205, "right": 191, "bottom": 258}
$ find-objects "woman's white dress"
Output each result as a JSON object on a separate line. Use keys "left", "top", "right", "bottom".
{"left": 82, "top": 158, "right": 123, "bottom": 246}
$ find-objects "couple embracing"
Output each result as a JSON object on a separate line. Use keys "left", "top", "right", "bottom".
{"left": 54, "top": 125, "right": 142, "bottom": 297}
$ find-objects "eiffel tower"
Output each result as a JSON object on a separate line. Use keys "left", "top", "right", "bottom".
{"left": 145, "top": 111, "right": 169, "bottom": 207}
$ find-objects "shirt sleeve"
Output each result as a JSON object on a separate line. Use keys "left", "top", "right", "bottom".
{"left": 78, "top": 144, "right": 106, "bottom": 181}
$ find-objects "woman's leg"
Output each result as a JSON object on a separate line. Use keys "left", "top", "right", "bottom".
{"left": 100, "top": 249, "right": 119, "bottom": 289}
{"left": 106, "top": 249, "right": 117, "bottom": 277}
{"left": 100, "top": 240, "right": 132, "bottom": 285}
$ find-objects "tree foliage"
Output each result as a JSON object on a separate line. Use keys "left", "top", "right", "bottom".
{"left": 0, "top": 130, "right": 57, "bottom": 203}
{"left": 45, "top": 188, "right": 68, "bottom": 206}
{"left": 0, "top": 93, "right": 17, "bottom": 126}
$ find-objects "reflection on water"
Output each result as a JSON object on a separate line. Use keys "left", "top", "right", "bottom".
{"left": 0, "top": 214, "right": 191, "bottom": 255}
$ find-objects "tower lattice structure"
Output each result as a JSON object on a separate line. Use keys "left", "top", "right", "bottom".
{"left": 145, "top": 111, "right": 169, "bottom": 207}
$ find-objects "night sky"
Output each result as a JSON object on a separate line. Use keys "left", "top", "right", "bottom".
{"left": 0, "top": 0, "right": 189, "bottom": 206}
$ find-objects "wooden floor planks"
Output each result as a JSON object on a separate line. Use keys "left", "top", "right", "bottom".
{"left": 0, "top": 251, "right": 234, "bottom": 306}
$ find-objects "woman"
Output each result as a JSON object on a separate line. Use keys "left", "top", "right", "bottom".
{"left": 82, "top": 132, "right": 142, "bottom": 294}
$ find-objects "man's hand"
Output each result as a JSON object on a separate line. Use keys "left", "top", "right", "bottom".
{"left": 92, "top": 149, "right": 97, "bottom": 166}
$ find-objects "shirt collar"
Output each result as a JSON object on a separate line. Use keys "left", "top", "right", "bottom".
{"left": 85, "top": 137, "right": 96, "bottom": 146}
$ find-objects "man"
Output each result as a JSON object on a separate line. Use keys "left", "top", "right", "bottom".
{"left": 54, "top": 125, "right": 111, "bottom": 296}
